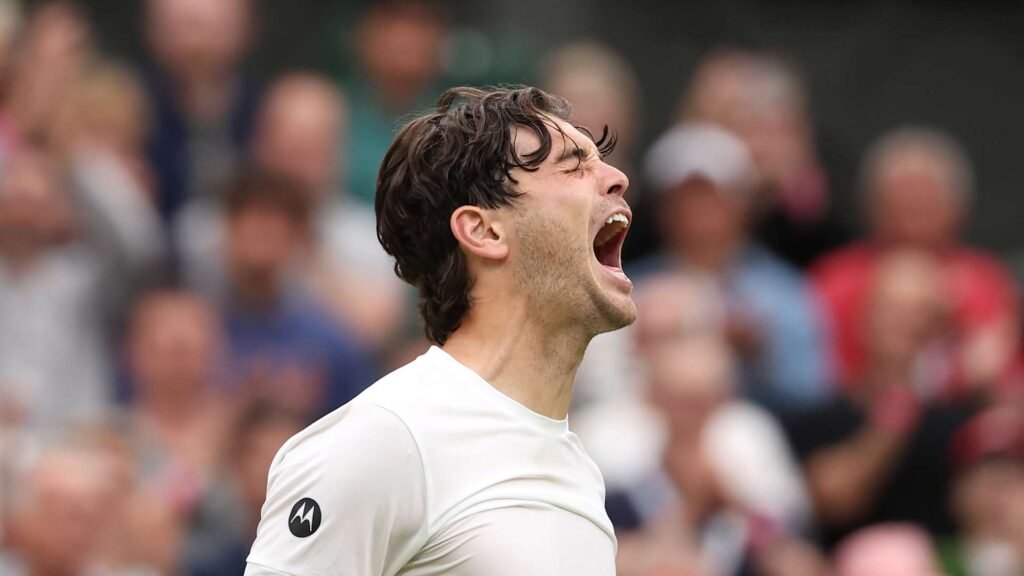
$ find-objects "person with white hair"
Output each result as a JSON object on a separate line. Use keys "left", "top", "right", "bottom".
{"left": 0, "top": 441, "right": 114, "bottom": 575}
{"left": 812, "top": 126, "right": 1018, "bottom": 395}
{"left": 633, "top": 122, "right": 832, "bottom": 414}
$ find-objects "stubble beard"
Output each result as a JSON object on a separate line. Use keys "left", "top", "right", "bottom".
{"left": 513, "top": 211, "right": 634, "bottom": 340}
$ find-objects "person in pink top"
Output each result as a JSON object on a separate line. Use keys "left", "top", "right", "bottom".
{"left": 812, "top": 126, "right": 1019, "bottom": 397}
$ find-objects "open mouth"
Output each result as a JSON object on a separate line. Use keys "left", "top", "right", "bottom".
{"left": 593, "top": 213, "right": 629, "bottom": 271}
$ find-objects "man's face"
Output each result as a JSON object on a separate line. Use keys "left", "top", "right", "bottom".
{"left": 871, "top": 166, "right": 961, "bottom": 251}
{"left": 504, "top": 117, "right": 635, "bottom": 336}
{"left": 148, "top": 0, "right": 250, "bottom": 81}
{"left": 131, "top": 297, "right": 220, "bottom": 401}
{"left": 661, "top": 178, "right": 745, "bottom": 260}
{"left": 253, "top": 89, "right": 341, "bottom": 197}
{"left": 226, "top": 205, "right": 301, "bottom": 306}
{"left": 14, "top": 454, "right": 110, "bottom": 573}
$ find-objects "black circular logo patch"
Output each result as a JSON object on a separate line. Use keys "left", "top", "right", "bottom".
{"left": 288, "top": 498, "right": 322, "bottom": 538}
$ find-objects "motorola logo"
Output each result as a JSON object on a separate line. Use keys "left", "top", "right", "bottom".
{"left": 288, "top": 498, "right": 322, "bottom": 538}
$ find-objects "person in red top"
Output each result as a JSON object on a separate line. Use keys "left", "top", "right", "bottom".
{"left": 812, "top": 126, "right": 1019, "bottom": 396}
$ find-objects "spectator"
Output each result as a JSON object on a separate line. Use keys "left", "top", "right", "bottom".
{"left": 941, "top": 404, "right": 1024, "bottom": 575}
{"left": 219, "top": 168, "right": 376, "bottom": 420}
{"left": 637, "top": 122, "right": 832, "bottom": 414}
{"left": 143, "top": 0, "right": 260, "bottom": 222}
{"left": 52, "top": 61, "right": 164, "bottom": 304}
{"left": 682, "top": 48, "right": 848, "bottom": 268}
{"left": 2, "top": 1, "right": 93, "bottom": 155}
{"left": 124, "top": 290, "right": 231, "bottom": 518}
{"left": 0, "top": 440, "right": 115, "bottom": 575}
{"left": 189, "top": 402, "right": 305, "bottom": 576}
{"left": 52, "top": 61, "right": 155, "bottom": 200}
{"left": 786, "top": 251, "right": 984, "bottom": 548}
{"left": 609, "top": 327, "right": 824, "bottom": 576}
{"left": 343, "top": 0, "right": 446, "bottom": 205}
{"left": 0, "top": 144, "right": 159, "bottom": 433}
{"left": 813, "top": 127, "right": 1019, "bottom": 394}
{"left": 178, "top": 73, "right": 407, "bottom": 349}
{"left": 650, "top": 336, "right": 816, "bottom": 576}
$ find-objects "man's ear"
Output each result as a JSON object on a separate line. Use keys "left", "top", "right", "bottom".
{"left": 450, "top": 206, "right": 509, "bottom": 261}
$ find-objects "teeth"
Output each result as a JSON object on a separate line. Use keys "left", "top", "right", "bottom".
{"left": 595, "top": 213, "right": 630, "bottom": 247}
{"left": 605, "top": 213, "right": 629, "bottom": 226}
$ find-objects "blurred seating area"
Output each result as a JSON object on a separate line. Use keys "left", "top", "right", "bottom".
{"left": 1, "top": 1, "right": 1023, "bottom": 575}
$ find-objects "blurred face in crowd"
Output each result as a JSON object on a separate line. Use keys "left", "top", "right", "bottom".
{"left": 864, "top": 251, "right": 947, "bottom": 371}
{"left": 684, "top": 51, "right": 817, "bottom": 193}
{"left": 253, "top": 76, "right": 345, "bottom": 199}
{"left": 0, "top": 148, "right": 69, "bottom": 259}
{"left": 7, "top": 450, "right": 112, "bottom": 574}
{"left": 648, "top": 337, "right": 734, "bottom": 441}
{"left": 633, "top": 272, "right": 727, "bottom": 356}
{"left": 869, "top": 148, "right": 963, "bottom": 251}
{"left": 659, "top": 177, "right": 746, "bottom": 269}
{"left": 356, "top": 1, "right": 444, "bottom": 109}
{"left": 129, "top": 292, "right": 221, "bottom": 404}
{"left": 7, "top": 2, "right": 93, "bottom": 141}
{"left": 147, "top": 0, "right": 251, "bottom": 82}
{"left": 682, "top": 50, "right": 753, "bottom": 130}
{"left": 226, "top": 201, "right": 303, "bottom": 308}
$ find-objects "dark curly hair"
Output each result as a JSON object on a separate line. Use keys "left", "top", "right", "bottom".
{"left": 375, "top": 85, "right": 615, "bottom": 345}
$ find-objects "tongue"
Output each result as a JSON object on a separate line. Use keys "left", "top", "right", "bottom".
{"left": 595, "top": 232, "right": 620, "bottom": 269}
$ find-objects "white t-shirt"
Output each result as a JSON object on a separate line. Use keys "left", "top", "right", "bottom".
{"left": 245, "top": 347, "right": 617, "bottom": 576}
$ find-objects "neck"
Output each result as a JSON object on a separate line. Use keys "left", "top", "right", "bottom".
{"left": 441, "top": 293, "right": 589, "bottom": 420}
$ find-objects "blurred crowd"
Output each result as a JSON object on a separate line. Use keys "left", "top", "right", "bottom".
{"left": 0, "top": 1, "right": 1021, "bottom": 575}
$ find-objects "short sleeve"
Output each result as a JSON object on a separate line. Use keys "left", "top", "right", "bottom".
{"left": 245, "top": 402, "right": 427, "bottom": 576}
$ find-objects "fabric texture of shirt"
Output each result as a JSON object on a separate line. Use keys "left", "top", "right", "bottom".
{"left": 245, "top": 346, "right": 616, "bottom": 576}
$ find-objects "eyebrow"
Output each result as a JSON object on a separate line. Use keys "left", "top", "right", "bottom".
{"left": 555, "top": 140, "right": 597, "bottom": 165}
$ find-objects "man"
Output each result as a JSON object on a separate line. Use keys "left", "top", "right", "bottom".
{"left": 680, "top": 49, "right": 849, "bottom": 268}
{"left": 636, "top": 122, "right": 831, "bottom": 414}
{"left": 143, "top": 0, "right": 260, "bottom": 221}
{"left": 0, "top": 143, "right": 160, "bottom": 434}
{"left": 343, "top": 0, "right": 447, "bottom": 205}
{"left": 246, "top": 86, "right": 634, "bottom": 575}
{"left": 219, "top": 169, "right": 375, "bottom": 420}
{"left": 176, "top": 73, "right": 407, "bottom": 349}
{"left": 812, "top": 126, "right": 1018, "bottom": 394}
{"left": 786, "top": 251, "right": 981, "bottom": 548}
{"left": 0, "top": 441, "right": 115, "bottom": 575}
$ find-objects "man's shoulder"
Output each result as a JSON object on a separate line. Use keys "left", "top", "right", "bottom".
{"left": 279, "top": 352, "right": 439, "bottom": 454}
{"left": 275, "top": 398, "right": 418, "bottom": 470}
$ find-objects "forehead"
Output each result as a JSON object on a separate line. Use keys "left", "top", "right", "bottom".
{"left": 511, "top": 114, "right": 596, "bottom": 161}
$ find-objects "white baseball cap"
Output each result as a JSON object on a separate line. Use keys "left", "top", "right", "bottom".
{"left": 644, "top": 122, "right": 757, "bottom": 197}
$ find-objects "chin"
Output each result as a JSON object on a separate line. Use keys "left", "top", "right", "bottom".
{"left": 590, "top": 289, "right": 638, "bottom": 335}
